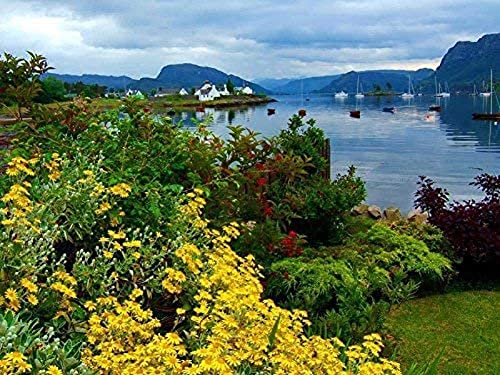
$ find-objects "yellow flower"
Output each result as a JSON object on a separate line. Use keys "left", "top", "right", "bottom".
{"left": 47, "top": 365, "right": 63, "bottom": 375}
{"left": 84, "top": 301, "right": 97, "bottom": 311}
{"left": 132, "top": 252, "right": 141, "bottom": 259}
{"left": 21, "top": 278, "right": 38, "bottom": 293}
{"left": 130, "top": 289, "right": 143, "bottom": 299}
{"left": 27, "top": 294, "right": 38, "bottom": 306}
{"left": 109, "top": 183, "right": 132, "bottom": 198}
{"left": 103, "top": 250, "right": 113, "bottom": 259}
{"left": 124, "top": 240, "right": 141, "bottom": 248}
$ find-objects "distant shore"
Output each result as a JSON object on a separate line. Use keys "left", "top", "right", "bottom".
{"left": 150, "top": 94, "right": 276, "bottom": 111}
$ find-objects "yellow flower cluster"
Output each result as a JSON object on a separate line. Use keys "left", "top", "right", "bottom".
{"left": 1, "top": 183, "right": 35, "bottom": 229}
{"left": 50, "top": 271, "right": 78, "bottom": 303}
{"left": 0, "top": 352, "right": 31, "bottom": 374}
{"left": 109, "top": 183, "right": 132, "bottom": 198}
{"left": 3, "top": 288, "right": 20, "bottom": 312}
{"left": 162, "top": 268, "right": 187, "bottom": 294}
{"left": 45, "top": 153, "right": 62, "bottom": 182}
{"left": 83, "top": 297, "right": 187, "bottom": 374}
{"left": 84, "top": 190, "right": 402, "bottom": 374}
{"left": 98, "top": 230, "right": 143, "bottom": 260}
{"left": 5, "top": 156, "right": 36, "bottom": 177}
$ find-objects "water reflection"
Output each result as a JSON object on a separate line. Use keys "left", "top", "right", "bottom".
{"left": 163, "top": 95, "right": 499, "bottom": 211}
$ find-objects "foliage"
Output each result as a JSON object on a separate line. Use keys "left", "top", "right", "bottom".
{"left": 37, "top": 76, "right": 67, "bottom": 103}
{"left": 0, "top": 311, "right": 89, "bottom": 374}
{"left": 415, "top": 174, "right": 499, "bottom": 269}
{"left": 0, "top": 52, "right": 52, "bottom": 119}
{"left": 265, "top": 224, "right": 452, "bottom": 342}
{"left": 0, "top": 52, "right": 404, "bottom": 374}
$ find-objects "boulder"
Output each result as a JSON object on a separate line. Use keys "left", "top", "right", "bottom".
{"left": 384, "top": 207, "right": 403, "bottom": 222}
{"left": 352, "top": 204, "right": 369, "bottom": 216}
{"left": 407, "top": 209, "right": 429, "bottom": 224}
{"left": 367, "top": 205, "right": 383, "bottom": 219}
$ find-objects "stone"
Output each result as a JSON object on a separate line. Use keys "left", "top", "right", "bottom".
{"left": 407, "top": 209, "right": 429, "bottom": 224}
{"left": 384, "top": 207, "right": 403, "bottom": 222}
{"left": 352, "top": 204, "right": 369, "bottom": 216}
{"left": 367, "top": 205, "right": 383, "bottom": 219}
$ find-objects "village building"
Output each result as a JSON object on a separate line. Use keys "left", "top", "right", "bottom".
{"left": 195, "top": 81, "right": 221, "bottom": 101}
{"left": 179, "top": 88, "right": 189, "bottom": 96}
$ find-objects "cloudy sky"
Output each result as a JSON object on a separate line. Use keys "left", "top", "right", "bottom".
{"left": 1, "top": 0, "right": 498, "bottom": 80}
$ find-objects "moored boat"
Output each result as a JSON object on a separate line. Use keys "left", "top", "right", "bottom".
{"left": 472, "top": 69, "right": 498, "bottom": 121}
{"left": 382, "top": 107, "right": 395, "bottom": 113}
{"left": 429, "top": 105, "right": 441, "bottom": 112}
{"left": 267, "top": 108, "right": 276, "bottom": 115}
{"left": 349, "top": 110, "right": 360, "bottom": 118}
{"left": 335, "top": 91, "right": 348, "bottom": 98}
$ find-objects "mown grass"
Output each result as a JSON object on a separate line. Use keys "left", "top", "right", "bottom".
{"left": 386, "top": 287, "right": 500, "bottom": 374}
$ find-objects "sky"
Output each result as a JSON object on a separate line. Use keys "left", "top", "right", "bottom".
{"left": 0, "top": 0, "right": 498, "bottom": 80}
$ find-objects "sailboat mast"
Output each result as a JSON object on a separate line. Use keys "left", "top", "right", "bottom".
{"left": 490, "top": 69, "right": 493, "bottom": 115}
{"left": 357, "top": 75, "right": 359, "bottom": 94}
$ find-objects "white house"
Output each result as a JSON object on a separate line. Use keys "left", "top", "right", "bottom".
{"left": 194, "top": 82, "right": 212, "bottom": 97}
{"left": 242, "top": 86, "right": 253, "bottom": 95}
{"left": 219, "top": 84, "right": 230, "bottom": 96}
{"left": 179, "top": 88, "right": 189, "bottom": 96}
{"left": 195, "top": 82, "right": 221, "bottom": 101}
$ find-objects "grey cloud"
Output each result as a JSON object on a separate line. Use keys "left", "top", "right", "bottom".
{"left": 1, "top": 0, "right": 498, "bottom": 79}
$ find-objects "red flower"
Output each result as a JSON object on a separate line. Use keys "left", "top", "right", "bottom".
{"left": 263, "top": 206, "right": 273, "bottom": 217}
{"left": 143, "top": 107, "right": 151, "bottom": 113}
{"left": 257, "top": 177, "right": 267, "bottom": 187}
{"left": 288, "top": 230, "right": 297, "bottom": 238}
{"left": 283, "top": 271, "right": 289, "bottom": 279}
{"left": 275, "top": 153, "right": 283, "bottom": 161}
{"left": 256, "top": 163, "right": 265, "bottom": 171}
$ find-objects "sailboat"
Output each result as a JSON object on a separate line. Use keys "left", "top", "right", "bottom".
{"left": 429, "top": 75, "right": 442, "bottom": 112}
{"left": 471, "top": 84, "right": 478, "bottom": 96}
{"left": 335, "top": 90, "right": 348, "bottom": 98}
{"left": 355, "top": 75, "right": 364, "bottom": 98}
{"left": 480, "top": 79, "right": 491, "bottom": 97}
{"left": 473, "top": 69, "right": 499, "bottom": 120}
{"left": 401, "top": 75, "right": 414, "bottom": 98}
{"left": 440, "top": 82, "right": 451, "bottom": 97}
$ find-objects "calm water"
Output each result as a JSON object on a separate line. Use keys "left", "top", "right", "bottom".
{"left": 173, "top": 95, "right": 499, "bottom": 212}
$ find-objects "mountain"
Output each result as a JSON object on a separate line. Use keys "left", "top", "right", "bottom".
{"left": 45, "top": 73, "right": 136, "bottom": 89}
{"left": 419, "top": 33, "right": 500, "bottom": 92}
{"left": 317, "top": 69, "right": 434, "bottom": 93}
{"left": 134, "top": 63, "right": 270, "bottom": 94}
{"left": 46, "top": 64, "right": 271, "bottom": 95}
{"left": 254, "top": 78, "right": 294, "bottom": 91}
{"left": 272, "top": 75, "right": 341, "bottom": 94}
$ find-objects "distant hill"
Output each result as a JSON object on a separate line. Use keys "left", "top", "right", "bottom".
{"left": 134, "top": 63, "right": 270, "bottom": 94}
{"left": 317, "top": 69, "right": 434, "bottom": 93}
{"left": 45, "top": 73, "right": 136, "bottom": 89}
{"left": 273, "top": 75, "right": 341, "bottom": 94}
{"left": 254, "top": 78, "right": 294, "bottom": 91}
{"left": 419, "top": 33, "right": 500, "bottom": 92}
{"left": 45, "top": 63, "right": 271, "bottom": 94}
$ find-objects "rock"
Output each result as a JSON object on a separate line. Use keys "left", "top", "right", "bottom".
{"left": 352, "top": 204, "right": 369, "bottom": 216}
{"left": 407, "top": 209, "right": 429, "bottom": 224}
{"left": 384, "top": 207, "right": 403, "bottom": 222}
{"left": 367, "top": 205, "right": 382, "bottom": 219}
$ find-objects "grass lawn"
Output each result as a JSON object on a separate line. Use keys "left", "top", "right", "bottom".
{"left": 386, "top": 288, "right": 500, "bottom": 374}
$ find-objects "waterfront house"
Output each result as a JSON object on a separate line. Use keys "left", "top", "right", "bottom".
{"left": 242, "top": 86, "right": 253, "bottom": 95}
{"left": 179, "top": 88, "right": 189, "bottom": 96}
{"left": 195, "top": 81, "right": 221, "bottom": 101}
{"left": 219, "top": 84, "right": 230, "bottom": 96}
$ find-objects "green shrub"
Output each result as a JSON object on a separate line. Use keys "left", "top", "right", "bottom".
{"left": 265, "top": 223, "right": 452, "bottom": 341}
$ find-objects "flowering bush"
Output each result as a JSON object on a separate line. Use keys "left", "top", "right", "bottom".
{"left": 415, "top": 174, "right": 499, "bottom": 271}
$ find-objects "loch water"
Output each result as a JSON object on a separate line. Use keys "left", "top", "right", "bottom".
{"left": 173, "top": 94, "right": 499, "bottom": 212}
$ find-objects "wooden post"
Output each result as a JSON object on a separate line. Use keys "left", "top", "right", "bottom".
{"left": 322, "top": 138, "right": 331, "bottom": 180}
